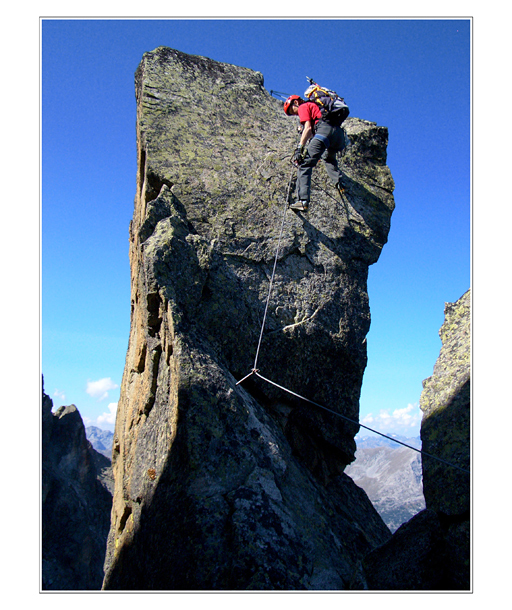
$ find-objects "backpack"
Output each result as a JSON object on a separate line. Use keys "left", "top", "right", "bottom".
{"left": 304, "top": 78, "right": 350, "bottom": 126}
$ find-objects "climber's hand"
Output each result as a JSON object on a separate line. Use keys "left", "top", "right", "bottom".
{"left": 291, "top": 146, "right": 306, "bottom": 166}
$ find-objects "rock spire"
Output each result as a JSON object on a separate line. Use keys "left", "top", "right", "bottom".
{"left": 102, "top": 47, "right": 395, "bottom": 590}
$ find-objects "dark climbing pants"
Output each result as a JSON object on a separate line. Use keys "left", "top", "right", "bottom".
{"left": 297, "top": 120, "right": 345, "bottom": 203}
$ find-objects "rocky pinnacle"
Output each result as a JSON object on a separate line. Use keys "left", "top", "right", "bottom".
{"left": 102, "top": 47, "right": 395, "bottom": 590}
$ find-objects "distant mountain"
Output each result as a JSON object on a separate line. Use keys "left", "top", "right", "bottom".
{"left": 346, "top": 436, "right": 425, "bottom": 532}
{"left": 86, "top": 426, "right": 114, "bottom": 459}
{"left": 355, "top": 434, "right": 421, "bottom": 449}
{"left": 42, "top": 386, "right": 113, "bottom": 590}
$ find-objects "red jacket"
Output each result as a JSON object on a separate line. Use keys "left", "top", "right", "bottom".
{"left": 298, "top": 101, "right": 322, "bottom": 125}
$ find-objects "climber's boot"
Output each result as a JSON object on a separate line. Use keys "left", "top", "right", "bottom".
{"left": 289, "top": 200, "right": 309, "bottom": 212}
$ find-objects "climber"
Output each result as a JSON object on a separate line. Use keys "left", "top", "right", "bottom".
{"left": 283, "top": 95, "right": 345, "bottom": 212}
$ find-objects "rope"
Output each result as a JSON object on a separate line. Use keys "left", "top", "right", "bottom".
{"left": 236, "top": 156, "right": 470, "bottom": 476}
{"left": 252, "top": 371, "right": 470, "bottom": 475}
{"left": 252, "top": 167, "right": 295, "bottom": 372}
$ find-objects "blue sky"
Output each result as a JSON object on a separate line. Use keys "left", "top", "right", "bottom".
{"left": 41, "top": 18, "right": 471, "bottom": 435}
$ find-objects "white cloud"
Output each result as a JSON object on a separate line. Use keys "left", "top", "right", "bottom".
{"left": 360, "top": 403, "right": 421, "bottom": 436}
{"left": 86, "top": 377, "right": 118, "bottom": 401}
{"left": 82, "top": 415, "right": 93, "bottom": 427}
{"left": 391, "top": 404, "right": 416, "bottom": 426}
{"left": 97, "top": 402, "right": 118, "bottom": 427}
{"left": 53, "top": 389, "right": 66, "bottom": 402}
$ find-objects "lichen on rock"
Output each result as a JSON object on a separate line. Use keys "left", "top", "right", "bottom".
{"left": 102, "top": 47, "right": 396, "bottom": 591}
{"left": 420, "top": 288, "right": 471, "bottom": 515}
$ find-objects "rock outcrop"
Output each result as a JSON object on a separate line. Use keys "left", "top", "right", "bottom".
{"left": 102, "top": 47, "right": 395, "bottom": 590}
{"left": 42, "top": 380, "right": 113, "bottom": 589}
{"left": 420, "top": 289, "right": 471, "bottom": 515}
{"left": 363, "top": 290, "right": 471, "bottom": 589}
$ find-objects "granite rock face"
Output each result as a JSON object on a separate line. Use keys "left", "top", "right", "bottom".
{"left": 420, "top": 289, "right": 471, "bottom": 515}
{"left": 102, "top": 47, "right": 395, "bottom": 590}
{"left": 363, "top": 290, "right": 471, "bottom": 590}
{"left": 42, "top": 381, "right": 113, "bottom": 589}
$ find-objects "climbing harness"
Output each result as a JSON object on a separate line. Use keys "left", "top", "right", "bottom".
{"left": 312, "top": 133, "right": 330, "bottom": 148}
{"left": 236, "top": 147, "right": 470, "bottom": 477}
